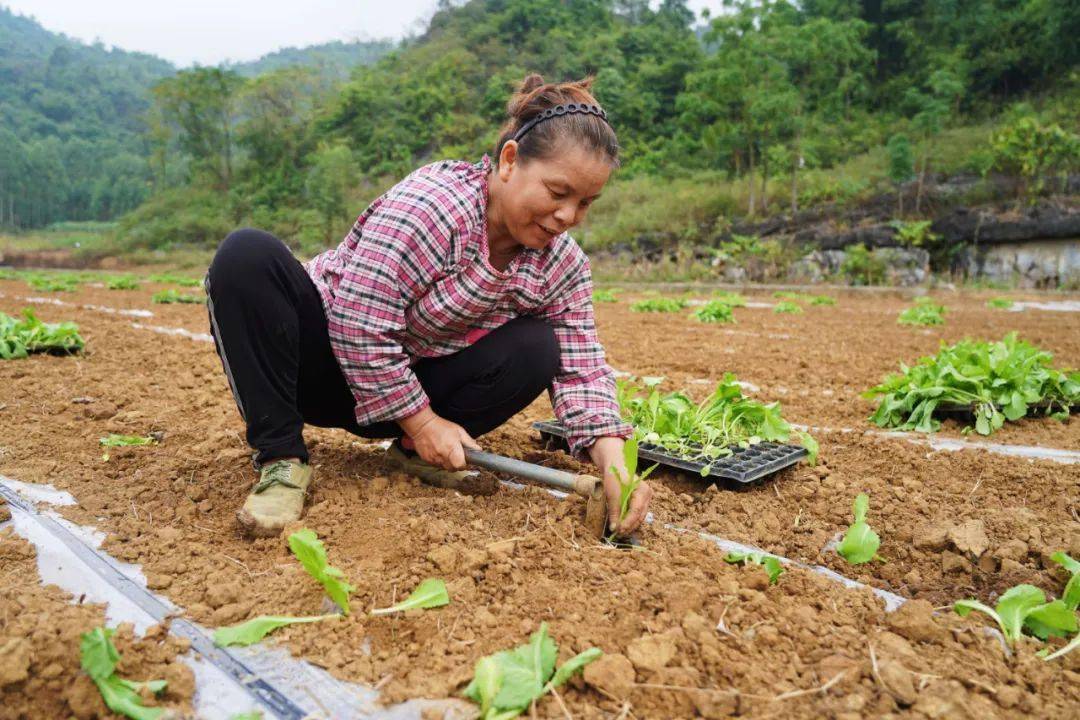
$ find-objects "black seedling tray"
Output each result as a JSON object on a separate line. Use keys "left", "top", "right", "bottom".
{"left": 934, "top": 401, "right": 1079, "bottom": 420}
{"left": 533, "top": 420, "right": 807, "bottom": 486}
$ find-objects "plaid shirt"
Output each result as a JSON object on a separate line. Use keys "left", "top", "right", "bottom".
{"left": 304, "top": 154, "right": 631, "bottom": 456}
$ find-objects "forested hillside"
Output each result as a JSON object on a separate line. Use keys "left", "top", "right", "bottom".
{"left": 3, "top": 0, "right": 1078, "bottom": 257}
{"left": 0, "top": 6, "right": 173, "bottom": 227}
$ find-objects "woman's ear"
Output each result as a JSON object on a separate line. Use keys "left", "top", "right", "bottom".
{"left": 498, "top": 141, "right": 518, "bottom": 182}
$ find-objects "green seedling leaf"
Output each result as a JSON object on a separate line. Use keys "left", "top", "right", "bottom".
{"left": 287, "top": 528, "right": 355, "bottom": 614}
{"left": 897, "top": 301, "right": 945, "bottom": 326}
{"left": 80, "top": 627, "right": 167, "bottom": 720}
{"left": 609, "top": 436, "right": 657, "bottom": 537}
{"left": 691, "top": 300, "right": 736, "bottom": 324}
{"left": 1042, "top": 632, "right": 1080, "bottom": 661}
{"left": 463, "top": 623, "right": 600, "bottom": 720}
{"left": 810, "top": 295, "right": 836, "bottom": 306}
{"left": 371, "top": 578, "right": 450, "bottom": 615}
{"left": 80, "top": 627, "right": 120, "bottom": 681}
{"left": 798, "top": 431, "right": 819, "bottom": 466}
{"left": 99, "top": 434, "right": 157, "bottom": 447}
{"left": 1022, "top": 600, "right": 1079, "bottom": 640}
{"left": 593, "top": 289, "right": 618, "bottom": 303}
{"left": 0, "top": 308, "right": 85, "bottom": 358}
{"left": 213, "top": 614, "right": 339, "bottom": 647}
{"left": 837, "top": 493, "right": 881, "bottom": 565}
{"left": 725, "top": 551, "right": 784, "bottom": 585}
{"left": 629, "top": 297, "right": 685, "bottom": 313}
{"left": 986, "top": 297, "right": 1013, "bottom": 309}
{"left": 106, "top": 275, "right": 140, "bottom": 290}
{"left": 1051, "top": 551, "right": 1080, "bottom": 610}
{"left": 152, "top": 289, "right": 203, "bottom": 304}
{"left": 956, "top": 584, "right": 1049, "bottom": 644}
{"left": 773, "top": 301, "right": 803, "bottom": 314}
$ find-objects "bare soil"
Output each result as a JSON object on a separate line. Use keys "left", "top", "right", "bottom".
{"left": 1, "top": 278, "right": 1079, "bottom": 718}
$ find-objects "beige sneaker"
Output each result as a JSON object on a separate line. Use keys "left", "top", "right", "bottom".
{"left": 384, "top": 442, "right": 497, "bottom": 495}
{"left": 236, "top": 460, "right": 313, "bottom": 537}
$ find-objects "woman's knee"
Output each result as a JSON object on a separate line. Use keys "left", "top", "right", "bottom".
{"left": 511, "top": 317, "right": 560, "bottom": 384}
{"left": 208, "top": 228, "right": 287, "bottom": 292}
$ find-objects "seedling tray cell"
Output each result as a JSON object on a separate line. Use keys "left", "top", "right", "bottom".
{"left": 533, "top": 421, "right": 807, "bottom": 486}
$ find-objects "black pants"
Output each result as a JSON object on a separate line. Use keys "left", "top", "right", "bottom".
{"left": 205, "top": 228, "right": 560, "bottom": 466}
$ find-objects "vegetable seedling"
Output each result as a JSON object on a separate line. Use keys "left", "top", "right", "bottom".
{"left": 288, "top": 528, "right": 355, "bottom": 614}
{"left": 213, "top": 614, "right": 340, "bottom": 647}
{"left": 27, "top": 273, "right": 80, "bottom": 292}
{"left": 954, "top": 584, "right": 1078, "bottom": 645}
{"left": 100, "top": 434, "right": 157, "bottom": 447}
{"left": 106, "top": 275, "right": 140, "bottom": 290}
{"left": 152, "top": 289, "right": 203, "bottom": 304}
{"left": 691, "top": 300, "right": 736, "bottom": 324}
{"left": 609, "top": 436, "right": 657, "bottom": 538}
{"left": 630, "top": 297, "right": 685, "bottom": 313}
{"left": 897, "top": 300, "right": 945, "bottom": 326}
{"left": 81, "top": 627, "right": 168, "bottom": 720}
{"left": 773, "top": 301, "right": 803, "bottom": 314}
{"left": 593, "top": 289, "right": 618, "bottom": 303}
{"left": 1050, "top": 551, "right": 1080, "bottom": 610}
{"left": 986, "top": 297, "right": 1013, "bottom": 309}
{"left": 711, "top": 291, "right": 747, "bottom": 307}
{"left": 865, "top": 333, "right": 1080, "bottom": 435}
{"left": 463, "top": 622, "right": 602, "bottom": 720}
{"left": 0, "top": 308, "right": 85, "bottom": 358}
{"left": 810, "top": 295, "right": 837, "bottom": 306}
{"left": 725, "top": 551, "right": 784, "bottom": 584}
{"left": 371, "top": 578, "right": 450, "bottom": 615}
{"left": 837, "top": 493, "right": 882, "bottom": 565}
{"left": 149, "top": 273, "right": 202, "bottom": 287}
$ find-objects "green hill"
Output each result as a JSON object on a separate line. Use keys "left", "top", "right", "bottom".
{"left": 227, "top": 39, "right": 396, "bottom": 80}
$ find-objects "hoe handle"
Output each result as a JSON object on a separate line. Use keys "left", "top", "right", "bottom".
{"left": 464, "top": 449, "right": 599, "bottom": 497}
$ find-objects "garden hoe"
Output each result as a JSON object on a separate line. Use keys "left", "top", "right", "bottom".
{"left": 463, "top": 448, "right": 609, "bottom": 540}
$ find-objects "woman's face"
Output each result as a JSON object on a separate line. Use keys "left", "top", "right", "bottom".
{"left": 493, "top": 140, "right": 612, "bottom": 251}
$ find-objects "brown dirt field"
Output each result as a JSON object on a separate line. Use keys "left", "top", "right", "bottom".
{"left": 1, "top": 277, "right": 1079, "bottom": 718}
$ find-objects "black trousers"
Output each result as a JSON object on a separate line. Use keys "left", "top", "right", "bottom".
{"left": 205, "top": 228, "right": 560, "bottom": 466}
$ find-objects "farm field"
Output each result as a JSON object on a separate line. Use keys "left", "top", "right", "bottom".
{"left": 1, "top": 274, "right": 1079, "bottom": 719}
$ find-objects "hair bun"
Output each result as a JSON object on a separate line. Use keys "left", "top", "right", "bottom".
{"left": 520, "top": 73, "right": 546, "bottom": 94}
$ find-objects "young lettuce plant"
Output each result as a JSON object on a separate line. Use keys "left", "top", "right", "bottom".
{"left": 691, "top": 300, "right": 736, "bottom": 324}
{"left": 773, "top": 301, "right": 803, "bottom": 314}
{"left": 954, "top": 584, "right": 1078, "bottom": 645}
{"left": 609, "top": 436, "right": 657, "bottom": 538}
{"left": 837, "top": 493, "right": 882, "bottom": 565}
{"left": 371, "top": 578, "right": 450, "bottom": 615}
{"left": 630, "top": 297, "right": 685, "bottom": 313}
{"left": 986, "top": 297, "right": 1013, "bottom": 309}
{"left": 288, "top": 528, "right": 355, "bottom": 615}
{"left": 593, "top": 289, "right": 618, "bottom": 303}
{"left": 106, "top": 275, "right": 140, "bottom": 290}
{"left": 725, "top": 551, "right": 784, "bottom": 584}
{"left": 0, "top": 308, "right": 85, "bottom": 358}
{"left": 213, "top": 614, "right": 340, "bottom": 647}
{"left": 152, "top": 289, "right": 203, "bottom": 304}
{"left": 897, "top": 299, "right": 945, "bottom": 326}
{"left": 81, "top": 627, "right": 168, "bottom": 720}
{"left": 1051, "top": 552, "right": 1080, "bottom": 610}
{"left": 463, "top": 623, "right": 601, "bottom": 720}
{"left": 810, "top": 295, "right": 837, "bottom": 306}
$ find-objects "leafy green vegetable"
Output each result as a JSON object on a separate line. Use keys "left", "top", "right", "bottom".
{"left": 955, "top": 584, "right": 1078, "bottom": 644}
{"left": 629, "top": 297, "right": 686, "bottom": 313}
{"left": 592, "top": 289, "right": 618, "bottom": 303}
{"left": 149, "top": 273, "right": 203, "bottom": 287}
{"left": 837, "top": 493, "right": 882, "bottom": 565}
{"left": 0, "top": 308, "right": 85, "bottom": 359}
{"left": 691, "top": 300, "right": 736, "bottom": 324}
{"left": 616, "top": 374, "right": 818, "bottom": 470}
{"left": 1051, "top": 551, "right": 1080, "bottom": 610}
{"left": 773, "top": 301, "right": 803, "bottom": 314}
{"left": 897, "top": 299, "right": 945, "bottom": 326}
{"left": 80, "top": 627, "right": 167, "bottom": 720}
{"left": 99, "top": 434, "right": 157, "bottom": 447}
{"left": 151, "top": 289, "right": 203, "bottom": 304}
{"left": 810, "top": 295, "right": 837, "bottom": 306}
{"left": 106, "top": 275, "right": 140, "bottom": 290}
{"left": 609, "top": 436, "right": 657, "bottom": 537}
{"left": 725, "top": 551, "right": 784, "bottom": 584}
{"left": 864, "top": 333, "right": 1080, "bottom": 435}
{"left": 26, "top": 273, "right": 80, "bottom": 292}
{"left": 213, "top": 614, "right": 339, "bottom": 647}
{"left": 986, "top": 297, "right": 1013, "bottom": 309}
{"left": 371, "top": 578, "right": 450, "bottom": 615}
{"left": 711, "top": 292, "right": 747, "bottom": 307}
{"left": 462, "top": 623, "right": 601, "bottom": 719}
{"left": 287, "top": 528, "right": 355, "bottom": 614}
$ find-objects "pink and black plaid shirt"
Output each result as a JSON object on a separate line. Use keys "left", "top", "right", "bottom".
{"left": 304, "top": 154, "right": 631, "bottom": 456}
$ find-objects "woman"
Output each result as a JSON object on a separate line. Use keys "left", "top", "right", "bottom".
{"left": 205, "top": 74, "right": 653, "bottom": 538}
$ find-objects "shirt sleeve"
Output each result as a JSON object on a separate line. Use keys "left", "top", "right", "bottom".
{"left": 325, "top": 200, "right": 452, "bottom": 427}
{"left": 535, "top": 249, "right": 633, "bottom": 458}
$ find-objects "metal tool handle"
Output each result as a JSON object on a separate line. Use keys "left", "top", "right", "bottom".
{"left": 464, "top": 448, "right": 598, "bottom": 497}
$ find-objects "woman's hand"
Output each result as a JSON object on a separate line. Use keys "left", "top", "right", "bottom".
{"left": 399, "top": 408, "right": 479, "bottom": 470}
{"left": 589, "top": 436, "right": 653, "bottom": 536}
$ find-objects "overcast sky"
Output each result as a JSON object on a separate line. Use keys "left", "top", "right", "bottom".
{"left": 6, "top": 0, "right": 724, "bottom": 67}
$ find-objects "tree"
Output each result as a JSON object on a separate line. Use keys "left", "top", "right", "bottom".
{"left": 886, "top": 133, "right": 914, "bottom": 215}
{"left": 990, "top": 117, "right": 1080, "bottom": 203}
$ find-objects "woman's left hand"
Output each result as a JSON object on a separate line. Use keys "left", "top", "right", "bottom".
{"left": 589, "top": 437, "right": 653, "bottom": 536}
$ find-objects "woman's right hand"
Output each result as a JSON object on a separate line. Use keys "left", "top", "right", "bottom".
{"left": 400, "top": 408, "right": 479, "bottom": 470}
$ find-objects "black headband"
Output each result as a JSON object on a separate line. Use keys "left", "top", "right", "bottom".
{"left": 511, "top": 102, "right": 610, "bottom": 143}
